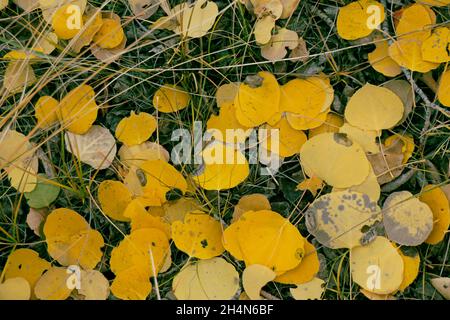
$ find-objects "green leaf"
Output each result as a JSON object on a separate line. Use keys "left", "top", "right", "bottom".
{"left": 24, "top": 175, "right": 60, "bottom": 209}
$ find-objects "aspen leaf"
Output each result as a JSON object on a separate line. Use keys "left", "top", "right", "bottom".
{"left": 296, "top": 176, "right": 324, "bottom": 197}
{"left": 0, "top": 130, "right": 36, "bottom": 170}
{"left": 40, "top": 0, "right": 87, "bottom": 23}
{"left": 78, "top": 270, "right": 110, "bottom": 300}
{"left": 172, "top": 211, "right": 224, "bottom": 259}
{"left": 52, "top": 4, "right": 83, "bottom": 40}
{"left": 344, "top": 84, "right": 404, "bottom": 131}
{"left": 110, "top": 228, "right": 169, "bottom": 275}
{"left": 71, "top": 7, "right": 103, "bottom": 53}
{"left": 177, "top": 0, "right": 218, "bottom": 38}
{"left": 382, "top": 191, "right": 433, "bottom": 246}
{"left": 438, "top": 70, "right": 450, "bottom": 107}
{"left": 388, "top": 39, "right": 439, "bottom": 73}
{"left": 339, "top": 123, "right": 380, "bottom": 154}
{"left": 368, "top": 38, "right": 402, "bottom": 77}
{"left": 3, "top": 249, "right": 50, "bottom": 294}
{"left": 421, "top": 27, "right": 450, "bottom": 63}
{"left": 226, "top": 210, "right": 305, "bottom": 274}
{"left": 360, "top": 289, "right": 396, "bottom": 300}
{"left": 261, "top": 117, "right": 307, "bottom": 157}
{"left": 194, "top": 142, "right": 249, "bottom": 191}
{"left": 279, "top": 0, "right": 298, "bottom": 19}
{"left": 34, "top": 267, "right": 72, "bottom": 300}
{"left": 163, "top": 198, "right": 203, "bottom": 223}
{"left": 300, "top": 133, "right": 371, "bottom": 188}
{"left": 26, "top": 208, "right": 47, "bottom": 236}
{"left": 24, "top": 175, "right": 60, "bottom": 208}
{"left": 290, "top": 277, "right": 325, "bottom": 300}
{"left": 173, "top": 258, "right": 240, "bottom": 300}
{"left": 414, "top": 0, "right": 450, "bottom": 6}
{"left": 305, "top": 191, "right": 380, "bottom": 249}
{"left": 350, "top": 236, "right": 403, "bottom": 295}
{"left": 91, "top": 36, "right": 126, "bottom": 64}
{"left": 128, "top": 0, "right": 159, "bottom": 19}
{"left": 97, "top": 180, "right": 132, "bottom": 222}
{"left": 216, "top": 83, "right": 240, "bottom": 108}
{"left": 395, "top": 3, "right": 434, "bottom": 41}
{"left": 115, "top": 112, "right": 157, "bottom": 147}
{"left": 419, "top": 185, "right": 450, "bottom": 244}
{"left": 59, "top": 84, "right": 98, "bottom": 134}
{"left": 367, "top": 141, "right": 404, "bottom": 185}
{"left": 275, "top": 239, "right": 320, "bottom": 285}
{"left": 232, "top": 194, "right": 271, "bottom": 222}
{"left": 254, "top": 16, "right": 276, "bottom": 45}
{"left": 0, "top": 278, "right": 31, "bottom": 300}
{"left": 206, "top": 102, "right": 251, "bottom": 144}
{"left": 93, "top": 18, "right": 124, "bottom": 49}
{"left": 288, "top": 37, "right": 309, "bottom": 62}
{"left": 3, "top": 60, "right": 36, "bottom": 93}
{"left": 384, "top": 134, "right": 415, "bottom": 164}
{"left": 35, "top": 96, "right": 59, "bottom": 128}
{"left": 65, "top": 125, "right": 117, "bottom": 170}
{"left": 308, "top": 113, "right": 344, "bottom": 139}
{"left": 33, "top": 31, "right": 58, "bottom": 54}
{"left": 397, "top": 247, "right": 420, "bottom": 292}
{"left": 242, "top": 264, "right": 276, "bottom": 300}
{"left": 43, "top": 208, "right": 105, "bottom": 269}
{"left": 127, "top": 159, "right": 187, "bottom": 206}
{"left": 123, "top": 199, "right": 171, "bottom": 238}
{"left": 260, "top": 27, "right": 298, "bottom": 61}
{"left": 7, "top": 165, "right": 37, "bottom": 193}
{"left": 111, "top": 266, "right": 151, "bottom": 300}
{"left": 153, "top": 85, "right": 190, "bottom": 113}
{"left": 337, "top": 0, "right": 385, "bottom": 40}
{"left": 119, "top": 141, "right": 169, "bottom": 169}
{"left": 333, "top": 167, "right": 381, "bottom": 202}
{"left": 234, "top": 71, "right": 280, "bottom": 127}
{"left": 431, "top": 278, "right": 450, "bottom": 300}
{"left": 0, "top": 0, "right": 7, "bottom": 10}
{"left": 382, "top": 80, "right": 414, "bottom": 122}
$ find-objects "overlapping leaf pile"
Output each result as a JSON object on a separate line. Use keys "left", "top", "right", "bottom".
{"left": 0, "top": 0, "right": 449, "bottom": 301}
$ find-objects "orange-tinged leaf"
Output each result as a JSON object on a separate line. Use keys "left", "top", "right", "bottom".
{"left": 92, "top": 18, "right": 124, "bottom": 49}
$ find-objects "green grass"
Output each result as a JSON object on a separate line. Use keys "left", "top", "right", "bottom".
{"left": 0, "top": 0, "right": 449, "bottom": 300}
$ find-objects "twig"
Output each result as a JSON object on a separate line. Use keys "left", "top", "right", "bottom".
{"left": 381, "top": 168, "right": 416, "bottom": 192}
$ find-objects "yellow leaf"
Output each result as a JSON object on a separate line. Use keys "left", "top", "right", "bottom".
{"left": 339, "top": 123, "right": 380, "bottom": 154}
{"left": 308, "top": 113, "right": 344, "bottom": 139}
{"left": 389, "top": 39, "right": 440, "bottom": 72}
{"left": 232, "top": 193, "right": 271, "bottom": 222}
{"left": 419, "top": 185, "right": 450, "bottom": 244}
{"left": 290, "top": 277, "right": 325, "bottom": 300}
{"left": 44, "top": 208, "right": 105, "bottom": 269}
{"left": 111, "top": 266, "right": 152, "bottom": 300}
{"left": 384, "top": 134, "right": 415, "bottom": 164}
{"left": 92, "top": 18, "right": 124, "bottom": 49}
{"left": 97, "top": 180, "right": 132, "bottom": 222}
{"left": 421, "top": 27, "right": 450, "bottom": 63}
{"left": 350, "top": 236, "right": 403, "bottom": 295}
{"left": 397, "top": 247, "right": 420, "bottom": 292}
{"left": 153, "top": 84, "right": 190, "bottom": 113}
{"left": 438, "top": 69, "right": 450, "bottom": 107}
{"left": 3, "top": 60, "right": 36, "bottom": 93}
{"left": 172, "top": 258, "right": 240, "bottom": 300}
{"left": 395, "top": 3, "right": 435, "bottom": 41}
{"left": 305, "top": 190, "right": 380, "bottom": 249}
{"left": 110, "top": 228, "right": 169, "bottom": 275}
{"left": 78, "top": 270, "right": 110, "bottom": 300}
{"left": 261, "top": 117, "right": 307, "bottom": 157}
{"left": 275, "top": 239, "right": 320, "bottom": 284}
{"left": 344, "top": 83, "right": 404, "bottom": 131}
{"left": 52, "top": 4, "right": 83, "bottom": 40}
{"left": 34, "top": 267, "right": 72, "bottom": 300}
{"left": 368, "top": 38, "right": 402, "bottom": 77}
{"left": 300, "top": 133, "right": 371, "bottom": 188}
{"left": 3, "top": 249, "right": 50, "bottom": 295}
{"left": 242, "top": 264, "right": 276, "bottom": 300}
{"left": 194, "top": 142, "right": 249, "bottom": 191}
{"left": 115, "top": 112, "right": 157, "bottom": 146}
{"left": 59, "top": 84, "right": 98, "bottom": 134}
{"left": 177, "top": 0, "right": 218, "bottom": 38}
{"left": 118, "top": 141, "right": 169, "bottom": 169}
{"left": 172, "top": 211, "right": 224, "bottom": 259}
{"left": 0, "top": 277, "right": 31, "bottom": 300}
{"left": 337, "top": 0, "right": 385, "bottom": 40}
{"left": 296, "top": 176, "right": 324, "bottom": 197}
{"left": 234, "top": 71, "right": 280, "bottom": 127}
{"left": 71, "top": 7, "right": 103, "bottom": 53}
{"left": 35, "top": 96, "right": 59, "bottom": 128}
{"left": 382, "top": 191, "right": 433, "bottom": 246}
